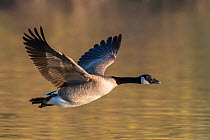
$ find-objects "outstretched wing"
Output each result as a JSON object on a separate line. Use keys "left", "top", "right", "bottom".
{"left": 23, "top": 27, "right": 91, "bottom": 87}
{"left": 78, "top": 34, "right": 122, "bottom": 76}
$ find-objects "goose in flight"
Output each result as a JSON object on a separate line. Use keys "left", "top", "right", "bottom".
{"left": 23, "top": 27, "right": 160, "bottom": 108}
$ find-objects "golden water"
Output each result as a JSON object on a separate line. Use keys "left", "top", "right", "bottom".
{"left": 0, "top": 1, "right": 210, "bottom": 140}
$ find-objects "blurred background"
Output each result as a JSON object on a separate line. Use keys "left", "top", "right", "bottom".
{"left": 0, "top": 0, "right": 210, "bottom": 139}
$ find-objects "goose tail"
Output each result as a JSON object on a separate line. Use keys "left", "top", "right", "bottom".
{"left": 29, "top": 97, "right": 53, "bottom": 108}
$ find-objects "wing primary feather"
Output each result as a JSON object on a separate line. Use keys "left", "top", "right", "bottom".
{"left": 28, "top": 28, "right": 38, "bottom": 39}
{"left": 106, "top": 37, "right": 112, "bottom": 45}
{"left": 100, "top": 40, "right": 106, "bottom": 46}
{"left": 116, "top": 34, "right": 122, "bottom": 51}
{"left": 24, "top": 33, "right": 34, "bottom": 40}
{"left": 112, "top": 36, "right": 117, "bottom": 47}
{"left": 23, "top": 36, "right": 30, "bottom": 42}
{"left": 40, "top": 26, "right": 47, "bottom": 43}
{"left": 34, "top": 28, "right": 42, "bottom": 40}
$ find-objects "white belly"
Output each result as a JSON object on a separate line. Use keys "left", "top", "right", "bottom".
{"left": 48, "top": 93, "right": 104, "bottom": 108}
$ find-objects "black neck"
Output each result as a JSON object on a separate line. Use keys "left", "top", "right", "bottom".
{"left": 112, "top": 76, "right": 140, "bottom": 85}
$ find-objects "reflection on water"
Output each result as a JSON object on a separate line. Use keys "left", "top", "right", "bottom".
{"left": 1, "top": 1, "right": 210, "bottom": 140}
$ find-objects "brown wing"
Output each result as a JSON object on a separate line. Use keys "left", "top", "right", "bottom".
{"left": 23, "top": 27, "right": 91, "bottom": 87}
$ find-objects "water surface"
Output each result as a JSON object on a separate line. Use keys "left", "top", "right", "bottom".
{"left": 0, "top": 1, "right": 210, "bottom": 140}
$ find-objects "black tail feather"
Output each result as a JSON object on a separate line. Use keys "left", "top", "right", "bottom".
{"left": 29, "top": 97, "right": 53, "bottom": 108}
{"left": 29, "top": 97, "right": 46, "bottom": 104}
{"left": 38, "top": 104, "right": 53, "bottom": 108}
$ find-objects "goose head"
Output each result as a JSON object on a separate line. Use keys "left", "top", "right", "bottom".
{"left": 139, "top": 74, "right": 160, "bottom": 84}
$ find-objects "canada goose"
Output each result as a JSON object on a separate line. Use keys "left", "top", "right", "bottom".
{"left": 23, "top": 27, "right": 160, "bottom": 108}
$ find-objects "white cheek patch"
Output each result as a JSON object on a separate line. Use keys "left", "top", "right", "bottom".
{"left": 141, "top": 77, "right": 150, "bottom": 84}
